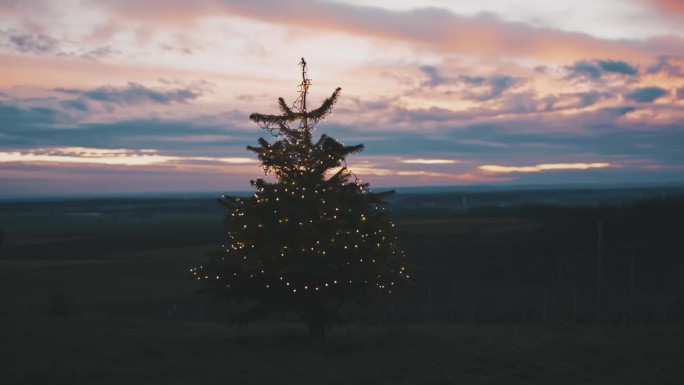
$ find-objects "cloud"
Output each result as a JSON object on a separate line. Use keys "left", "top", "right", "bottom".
{"left": 419, "top": 66, "right": 447, "bottom": 87}
{"left": 96, "top": 0, "right": 684, "bottom": 62}
{"left": 3, "top": 30, "right": 117, "bottom": 59}
{"left": 1, "top": 101, "right": 682, "bottom": 192}
{"left": 0, "top": 103, "right": 255, "bottom": 155}
{"left": 646, "top": 55, "right": 683, "bottom": 76}
{"left": 347, "top": 83, "right": 649, "bottom": 131}
{"left": 400, "top": 159, "right": 459, "bottom": 164}
{"left": 459, "top": 75, "right": 487, "bottom": 85}
{"left": 59, "top": 99, "right": 89, "bottom": 112}
{"left": 54, "top": 82, "right": 204, "bottom": 106}
{"left": 596, "top": 60, "right": 638, "bottom": 75}
{"left": 479, "top": 163, "right": 611, "bottom": 173}
{"left": 645, "top": 0, "right": 684, "bottom": 17}
{"left": 81, "top": 45, "right": 118, "bottom": 59}
{"left": 7, "top": 33, "right": 59, "bottom": 55}
{"left": 677, "top": 88, "right": 684, "bottom": 100}
{"left": 566, "top": 59, "right": 639, "bottom": 79}
{"left": 0, "top": 147, "right": 174, "bottom": 166}
{"left": 346, "top": 165, "right": 507, "bottom": 182}
{"left": 460, "top": 75, "right": 519, "bottom": 101}
{"left": 0, "top": 147, "right": 258, "bottom": 166}
{"left": 625, "top": 87, "right": 668, "bottom": 102}
{"left": 566, "top": 60, "right": 602, "bottom": 79}
{"left": 0, "top": 102, "right": 64, "bottom": 132}
{"left": 418, "top": 67, "right": 519, "bottom": 100}
{"left": 601, "top": 106, "right": 637, "bottom": 116}
{"left": 160, "top": 44, "right": 193, "bottom": 55}
{"left": 488, "top": 76, "right": 519, "bottom": 98}
{"left": 576, "top": 91, "right": 607, "bottom": 108}
{"left": 0, "top": 158, "right": 260, "bottom": 197}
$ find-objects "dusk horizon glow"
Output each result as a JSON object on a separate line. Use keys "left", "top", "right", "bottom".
{"left": 1, "top": 0, "right": 683, "bottom": 196}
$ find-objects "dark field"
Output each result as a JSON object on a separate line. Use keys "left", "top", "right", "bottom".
{"left": 1, "top": 186, "right": 684, "bottom": 384}
{"left": 3, "top": 317, "right": 683, "bottom": 384}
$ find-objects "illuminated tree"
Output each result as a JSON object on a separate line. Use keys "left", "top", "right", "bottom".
{"left": 192, "top": 58, "right": 409, "bottom": 345}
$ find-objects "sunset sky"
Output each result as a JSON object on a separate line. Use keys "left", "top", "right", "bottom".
{"left": 1, "top": 0, "right": 683, "bottom": 196}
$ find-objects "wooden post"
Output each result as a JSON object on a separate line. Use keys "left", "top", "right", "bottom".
{"left": 596, "top": 219, "right": 603, "bottom": 325}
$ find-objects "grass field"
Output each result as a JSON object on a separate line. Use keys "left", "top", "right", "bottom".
{"left": 1, "top": 198, "right": 683, "bottom": 384}
{"left": 1, "top": 246, "right": 683, "bottom": 385}
{"left": 2, "top": 316, "right": 683, "bottom": 385}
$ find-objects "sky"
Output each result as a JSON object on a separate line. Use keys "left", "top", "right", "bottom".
{"left": 1, "top": 0, "right": 683, "bottom": 196}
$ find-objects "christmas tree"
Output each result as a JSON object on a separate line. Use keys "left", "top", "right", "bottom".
{"left": 191, "top": 58, "right": 409, "bottom": 344}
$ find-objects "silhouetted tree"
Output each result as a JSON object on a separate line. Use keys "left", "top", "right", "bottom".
{"left": 192, "top": 58, "right": 409, "bottom": 345}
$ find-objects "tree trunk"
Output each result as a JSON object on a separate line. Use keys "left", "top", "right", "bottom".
{"left": 307, "top": 318, "right": 326, "bottom": 348}
{"left": 297, "top": 302, "right": 331, "bottom": 349}
{"left": 468, "top": 278, "right": 476, "bottom": 326}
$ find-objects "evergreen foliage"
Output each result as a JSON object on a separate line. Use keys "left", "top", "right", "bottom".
{"left": 192, "top": 58, "right": 409, "bottom": 343}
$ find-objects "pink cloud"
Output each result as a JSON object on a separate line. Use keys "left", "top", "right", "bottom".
{"left": 647, "top": 0, "right": 684, "bottom": 17}
{"left": 480, "top": 163, "right": 611, "bottom": 173}
{"left": 94, "top": 0, "right": 683, "bottom": 63}
{"left": 0, "top": 160, "right": 258, "bottom": 195}
{"left": 0, "top": 147, "right": 258, "bottom": 167}
{"left": 400, "top": 158, "right": 459, "bottom": 165}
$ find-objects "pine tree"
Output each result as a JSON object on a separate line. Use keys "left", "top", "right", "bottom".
{"left": 191, "top": 58, "right": 409, "bottom": 345}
